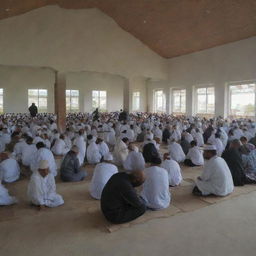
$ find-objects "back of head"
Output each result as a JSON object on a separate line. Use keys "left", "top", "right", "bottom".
{"left": 150, "top": 156, "right": 162, "bottom": 165}
{"left": 36, "top": 141, "right": 45, "bottom": 149}
{"left": 129, "top": 170, "right": 146, "bottom": 187}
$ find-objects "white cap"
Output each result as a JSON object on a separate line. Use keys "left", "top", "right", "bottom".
{"left": 203, "top": 144, "right": 217, "bottom": 151}
{"left": 38, "top": 160, "right": 49, "bottom": 169}
{"left": 104, "top": 153, "right": 113, "bottom": 161}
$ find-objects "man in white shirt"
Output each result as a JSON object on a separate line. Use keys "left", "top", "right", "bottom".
{"left": 168, "top": 139, "right": 186, "bottom": 163}
{"left": 113, "top": 137, "right": 129, "bottom": 166}
{"left": 193, "top": 145, "right": 234, "bottom": 196}
{"left": 184, "top": 141, "right": 204, "bottom": 167}
{"left": 31, "top": 142, "right": 57, "bottom": 177}
{"left": 73, "top": 129, "right": 86, "bottom": 166}
{"left": 27, "top": 160, "right": 64, "bottom": 209}
{"left": 161, "top": 153, "right": 182, "bottom": 186}
{"left": 0, "top": 152, "right": 20, "bottom": 183}
{"left": 51, "top": 134, "right": 69, "bottom": 156}
{"left": 89, "top": 153, "right": 118, "bottom": 200}
{"left": 21, "top": 137, "right": 37, "bottom": 167}
{"left": 141, "top": 157, "right": 170, "bottom": 210}
{"left": 86, "top": 135, "right": 102, "bottom": 164}
{"left": 96, "top": 137, "right": 109, "bottom": 158}
{"left": 123, "top": 144, "right": 145, "bottom": 172}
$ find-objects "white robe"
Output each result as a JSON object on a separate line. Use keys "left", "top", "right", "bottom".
{"left": 141, "top": 166, "right": 170, "bottom": 210}
{"left": 51, "top": 139, "right": 69, "bottom": 156}
{"left": 31, "top": 148, "right": 57, "bottom": 176}
{"left": 89, "top": 163, "right": 118, "bottom": 199}
{"left": 168, "top": 142, "right": 186, "bottom": 163}
{"left": 13, "top": 140, "right": 27, "bottom": 161}
{"left": 98, "top": 141, "right": 109, "bottom": 158}
{"left": 196, "top": 156, "right": 234, "bottom": 196}
{"left": 87, "top": 142, "right": 101, "bottom": 164}
{"left": 73, "top": 136, "right": 86, "bottom": 166}
{"left": 194, "top": 132, "right": 204, "bottom": 147}
{"left": 27, "top": 171, "right": 64, "bottom": 207}
{"left": 21, "top": 144, "right": 37, "bottom": 166}
{"left": 0, "top": 183, "right": 17, "bottom": 205}
{"left": 0, "top": 158, "right": 20, "bottom": 183}
{"left": 123, "top": 151, "right": 145, "bottom": 171}
{"left": 113, "top": 139, "right": 129, "bottom": 166}
{"left": 186, "top": 146, "right": 204, "bottom": 166}
{"left": 161, "top": 159, "right": 182, "bottom": 186}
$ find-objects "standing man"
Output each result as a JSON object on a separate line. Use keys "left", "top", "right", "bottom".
{"left": 28, "top": 103, "right": 38, "bottom": 118}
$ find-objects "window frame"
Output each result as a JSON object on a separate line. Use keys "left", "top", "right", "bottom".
{"left": 66, "top": 89, "right": 79, "bottom": 113}
{"left": 153, "top": 89, "right": 166, "bottom": 113}
{"left": 228, "top": 81, "right": 256, "bottom": 119}
{"left": 171, "top": 88, "right": 186, "bottom": 114}
{"left": 92, "top": 90, "right": 107, "bottom": 112}
{"left": 28, "top": 89, "right": 48, "bottom": 113}
{"left": 132, "top": 91, "right": 140, "bottom": 111}
{"left": 195, "top": 85, "right": 215, "bottom": 116}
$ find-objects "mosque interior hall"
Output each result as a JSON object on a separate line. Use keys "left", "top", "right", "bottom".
{"left": 0, "top": 1, "right": 256, "bottom": 256}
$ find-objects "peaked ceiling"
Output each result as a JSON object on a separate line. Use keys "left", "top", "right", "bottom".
{"left": 0, "top": 0, "right": 256, "bottom": 58}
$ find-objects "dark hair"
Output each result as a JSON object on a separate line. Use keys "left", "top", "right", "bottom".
{"left": 122, "top": 137, "right": 129, "bottom": 143}
{"left": 190, "top": 140, "right": 197, "bottom": 147}
{"left": 87, "top": 135, "right": 93, "bottom": 140}
{"left": 151, "top": 157, "right": 162, "bottom": 165}
{"left": 36, "top": 142, "right": 45, "bottom": 149}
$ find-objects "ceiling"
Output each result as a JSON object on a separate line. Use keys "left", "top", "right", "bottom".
{"left": 0, "top": 0, "right": 256, "bottom": 58}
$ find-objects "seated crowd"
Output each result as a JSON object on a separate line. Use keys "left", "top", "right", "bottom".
{"left": 0, "top": 111, "right": 256, "bottom": 224}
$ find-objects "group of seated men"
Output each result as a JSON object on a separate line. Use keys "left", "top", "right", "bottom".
{"left": 0, "top": 111, "right": 256, "bottom": 224}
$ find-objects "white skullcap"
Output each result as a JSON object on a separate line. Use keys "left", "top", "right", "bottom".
{"left": 71, "top": 145, "right": 79, "bottom": 153}
{"left": 203, "top": 144, "right": 217, "bottom": 151}
{"left": 38, "top": 160, "right": 49, "bottom": 169}
{"left": 104, "top": 153, "right": 113, "bottom": 161}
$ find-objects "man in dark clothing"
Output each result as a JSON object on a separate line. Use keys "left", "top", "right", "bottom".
{"left": 119, "top": 109, "right": 128, "bottom": 122}
{"left": 28, "top": 103, "right": 38, "bottom": 117}
{"left": 101, "top": 171, "right": 146, "bottom": 224}
{"left": 142, "top": 143, "right": 159, "bottom": 163}
{"left": 162, "top": 127, "right": 171, "bottom": 143}
{"left": 60, "top": 146, "right": 87, "bottom": 182}
{"left": 222, "top": 139, "right": 246, "bottom": 186}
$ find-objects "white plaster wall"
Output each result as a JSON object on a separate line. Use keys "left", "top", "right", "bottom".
{"left": 0, "top": 5, "right": 168, "bottom": 80}
{"left": 167, "top": 37, "right": 256, "bottom": 117}
{"left": 0, "top": 66, "right": 55, "bottom": 113}
{"left": 129, "top": 77, "right": 148, "bottom": 112}
{"left": 66, "top": 71, "right": 125, "bottom": 112}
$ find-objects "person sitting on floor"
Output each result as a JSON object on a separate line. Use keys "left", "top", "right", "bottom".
{"left": 240, "top": 136, "right": 255, "bottom": 155}
{"left": 101, "top": 170, "right": 146, "bottom": 224}
{"left": 51, "top": 134, "right": 70, "bottom": 156}
{"left": 0, "top": 179, "right": 17, "bottom": 205}
{"left": 142, "top": 142, "right": 159, "bottom": 163}
{"left": 193, "top": 145, "right": 234, "bottom": 197}
{"left": 184, "top": 140, "right": 204, "bottom": 167}
{"left": 123, "top": 144, "right": 145, "bottom": 172}
{"left": 0, "top": 152, "right": 20, "bottom": 183}
{"left": 89, "top": 153, "right": 118, "bottom": 200}
{"left": 30, "top": 142, "right": 57, "bottom": 177}
{"left": 168, "top": 139, "right": 186, "bottom": 163}
{"left": 60, "top": 146, "right": 87, "bottom": 182}
{"left": 222, "top": 139, "right": 246, "bottom": 186}
{"left": 141, "top": 157, "right": 170, "bottom": 210}
{"left": 161, "top": 153, "right": 182, "bottom": 186}
{"left": 27, "top": 160, "right": 64, "bottom": 209}
{"left": 86, "top": 135, "right": 101, "bottom": 164}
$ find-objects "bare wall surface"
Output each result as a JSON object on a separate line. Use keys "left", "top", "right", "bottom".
{"left": 0, "top": 5, "right": 168, "bottom": 80}
{"left": 0, "top": 66, "right": 55, "bottom": 113}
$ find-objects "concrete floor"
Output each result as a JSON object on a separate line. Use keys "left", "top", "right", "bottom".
{"left": 1, "top": 191, "right": 256, "bottom": 256}
{"left": 1, "top": 150, "right": 256, "bottom": 256}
